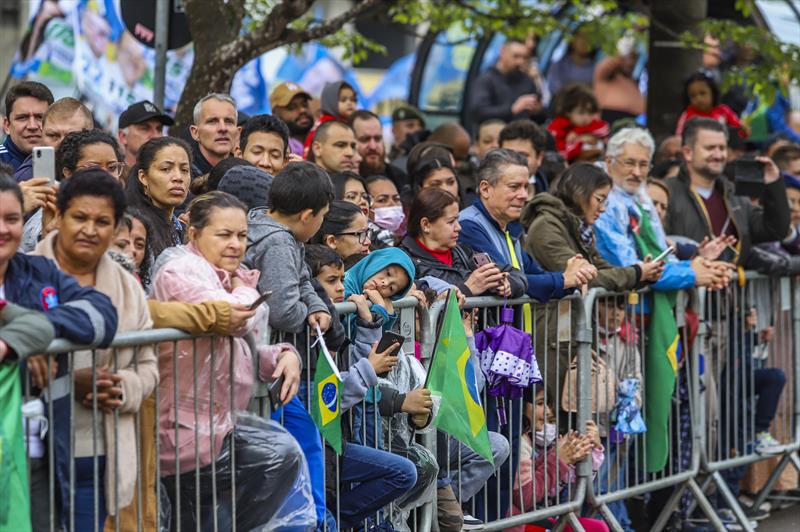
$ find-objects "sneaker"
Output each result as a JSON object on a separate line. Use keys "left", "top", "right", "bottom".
{"left": 462, "top": 513, "right": 484, "bottom": 530}
{"left": 738, "top": 494, "right": 772, "bottom": 513}
{"left": 743, "top": 506, "right": 769, "bottom": 521}
{"left": 754, "top": 432, "right": 783, "bottom": 455}
{"left": 716, "top": 509, "right": 758, "bottom": 530}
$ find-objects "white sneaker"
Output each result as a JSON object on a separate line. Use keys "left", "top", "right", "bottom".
{"left": 754, "top": 432, "right": 782, "bottom": 455}
{"left": 462, "top": 513, "right": 484, "bottom": 530}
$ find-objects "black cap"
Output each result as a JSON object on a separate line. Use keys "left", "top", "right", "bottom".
{"left": 118, "top": 100, "right": 174, "bottom": 130}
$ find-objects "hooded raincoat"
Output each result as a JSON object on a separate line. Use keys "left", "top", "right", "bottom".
{"left": 150, "top": 244, "right": 295, "bottom": 476}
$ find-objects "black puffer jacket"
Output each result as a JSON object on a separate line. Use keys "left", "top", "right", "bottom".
{"left": 399, "top": 235, "right": 527, "bottom": 297}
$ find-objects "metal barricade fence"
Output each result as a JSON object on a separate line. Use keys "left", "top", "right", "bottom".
{"left": 20, "top": 275, "right": 798, "bottom": 532}
{"left": 689, "top": 272, "right": 800, "bottom": 532}
{"left": 422, "top": 294, "right": 592, "bottom": 532}
{"left": 582, "top": 287, "right": 723, "bottom": 532}
{"left": 20, "top": 299, "right": 430, "bottom": 532}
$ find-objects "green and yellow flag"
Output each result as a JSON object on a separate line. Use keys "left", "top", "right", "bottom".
{"left": 310, "top": 332, "right": 343, "bottom": 455}
{"left": 427, "top": 291, "right": 493, "bottom": 464}
{"left": 631, "top": 204, "right": 681, "bottom": 473}
{"left": 0, "top": 364, "right": 31, "bottom": 531}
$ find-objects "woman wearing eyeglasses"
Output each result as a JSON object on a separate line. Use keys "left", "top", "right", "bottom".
{"left": 521, "top": 163, "right": 663, "bottom": 290}
{"left": 331, "top": 171, "right": 371, "bottom": 216}
{"left": 311, "top": 200, "right": 371, "bottom": 260}
{"left": 21, "top": 129, "right": 126, "bottom": 252}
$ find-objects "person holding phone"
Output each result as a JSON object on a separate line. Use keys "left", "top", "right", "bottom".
{"left": 596, "top": 127, "right": 733, "bottom": 291}
{"left": 401, "top": 187, "right": 526, "bottom": 298}
{"left": 150, "top": 191, "right": 309, "bottom": 530}
{"left": 665, "top": 118, "right": 790, "bottom": 266}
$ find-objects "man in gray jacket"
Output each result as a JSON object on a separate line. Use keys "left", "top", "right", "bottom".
{"left": 665, "top": 118, "right": 790, "bottom": 265}
{"left": 244, "top": 161, "right": 333, "bottom": 334}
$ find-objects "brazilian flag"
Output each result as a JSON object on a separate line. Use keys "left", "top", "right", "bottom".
{"left": 311, "top": 336, "right": 343, "bottom": 455}
{"left": 632, "top": 204, "right": 681, "bottom": 472}
{"left": 0, "top": 364, "right": 31, "bottom": 531}
{"left": 427, "top": 291, "right": 493, "bottom": 464}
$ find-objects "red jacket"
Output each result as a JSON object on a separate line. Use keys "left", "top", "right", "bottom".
{"left": 675, "top": 104, "right": 743, "bottom": 136}
{"left": 548, "top": 116, "right": 610, "bottom": 161}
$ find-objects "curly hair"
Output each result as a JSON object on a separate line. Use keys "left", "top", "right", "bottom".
{"left": 56, "top": 129, "right": 122, "bottom": 180}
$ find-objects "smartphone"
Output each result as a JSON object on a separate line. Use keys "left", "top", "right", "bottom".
{"left": 718, "top": 244, "right": 740, "bottom": 263}
{"left": 32, "top": 147, "right": 56, "bottom": 184}
{"left": 473, "top": 252, "right": 493, "bottom": 268}
{"left": 732, "top": 159, "right": 765, "bottom": 197}
{"left": 268, "top": 375, "right": 284, "bottom": 411}
{"left": 652, "top": 245, "right": 675, "bottom": 262}
{"left": 248, "top": 291, "right": 273, "bottom": 311}
{"left": 377, "top": 331, "right": 404, "bottom": 354}
{"left": 376, "top": 331, "right": 403, "bottom": 378}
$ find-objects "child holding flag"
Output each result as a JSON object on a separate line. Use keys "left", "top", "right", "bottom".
{"left": 305, "top": 245, "right": 420, "bottom": 530}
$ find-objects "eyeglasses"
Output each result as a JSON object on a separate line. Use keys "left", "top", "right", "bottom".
{"left": 336, "top": 229, "right": 370, "bottom": 244}
{"left": 614, "top": 158, "right": 652, "bottom": 173}
{"left": 592, "top": 194, "right": 609, "bottom": 207}
{"left": 344, "top": 192, "right": 372, "bottom": 205}
{"left": 75, "top": 162, "right": 127, "bottom": 178}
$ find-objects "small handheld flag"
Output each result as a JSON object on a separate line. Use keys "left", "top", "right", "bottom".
{"left": 310, "top": 326, "right": 343, "bottom": 454}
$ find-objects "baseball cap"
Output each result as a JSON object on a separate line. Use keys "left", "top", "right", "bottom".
{"left": 392, "top": 105, "right": 425, "bottom": 125}
{"left": 118, "top": 100, "right": 174, "bottom": 130}
{"left": 270, "top": 82, "right": 311, "bottom": 109}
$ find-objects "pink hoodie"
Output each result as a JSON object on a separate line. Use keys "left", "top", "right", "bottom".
{"left": 151, "top": 244, "right": 294, "bottom": 476}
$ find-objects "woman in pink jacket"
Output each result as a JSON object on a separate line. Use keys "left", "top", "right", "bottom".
{"left": 150, "top": 191, "right": 309, "bottom": 531}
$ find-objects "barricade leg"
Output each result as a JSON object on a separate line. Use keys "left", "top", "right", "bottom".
{"left": 686, "top": 478, "right": 726, "bottom": 531}
{"left": 649, "top": 482, "right": 688, "bottom": 532}
{"left": 709, "top": 471, "right": 755, "bottom": 532}
{"left": 750, "top": 451, "right": 800, "bottom": 510}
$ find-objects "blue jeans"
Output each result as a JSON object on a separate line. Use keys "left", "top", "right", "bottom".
{"left": 473, "top": 396, "right": 521, "bottom": 521}
{"left": 339, "top": 442, "right": 417, "bottom": 528}
{"left": 272, "top": 395, "right": 337, "bottom": 531}
{"left": 596, "top": 439, "right": 634, "bottom": 532}
{"left": 73, "top": 456, "right": 107, "bottom": 532}
{"left": 436, "top": 431, "right": 511, "bottom": 503}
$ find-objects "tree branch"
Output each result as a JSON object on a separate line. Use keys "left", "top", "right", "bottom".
{"left": 280, "top": 0, "right": 388, "bottom": 47}
{"left": 183, "top": 0, "right": 245, "bottom": 53}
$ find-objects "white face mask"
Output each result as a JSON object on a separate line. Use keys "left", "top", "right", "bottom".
{"left": 534, "top": 422, "right": 558, "bottom": 447}
{"left": 373, "top": 205, "right": 405, "bottom": 232}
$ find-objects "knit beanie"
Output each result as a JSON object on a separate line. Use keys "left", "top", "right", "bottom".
{"left": 217, "top": 165, "right": 274, "bottom": 211}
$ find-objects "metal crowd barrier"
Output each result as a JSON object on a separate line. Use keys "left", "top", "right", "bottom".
{"left": 582, "top": 287, "right": 723, "bottom": 532}
{"left": 689, "top": 272, "right": 800, "bottom": 532}
{"left": 14, "top": 273, "right": 800, "bottom": 532}
{"left": 422, "top": 294, "right": 592, "bottom": 532}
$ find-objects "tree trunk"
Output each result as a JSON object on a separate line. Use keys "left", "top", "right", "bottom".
{"left": 647, "top": 0, "right": 707, "bottom": 141}
{"left": 173, "top": 0, "right": 246, "bottom": 128}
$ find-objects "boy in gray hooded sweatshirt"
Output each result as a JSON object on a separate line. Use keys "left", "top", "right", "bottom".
{"left": 243, "top": 161, "right": 337, "bottom": 529}
{"left": 244, "top": 161, "right": 333, "bottom": 335}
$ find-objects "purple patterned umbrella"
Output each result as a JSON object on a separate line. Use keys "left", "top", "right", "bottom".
{"left": 474, "top": 307, "right": 542, "bottom": 400}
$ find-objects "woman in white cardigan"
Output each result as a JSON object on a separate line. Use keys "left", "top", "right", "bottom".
{"left": 32, "top": 168, "right": 156, "bottom": 529}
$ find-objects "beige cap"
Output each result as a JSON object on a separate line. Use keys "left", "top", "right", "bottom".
{"left": 270, "top": 82, "right": 311, "bottom": 109}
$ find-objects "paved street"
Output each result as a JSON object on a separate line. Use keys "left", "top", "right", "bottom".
{"left": 760, "top": 507, "right": 800, "bottom": 531}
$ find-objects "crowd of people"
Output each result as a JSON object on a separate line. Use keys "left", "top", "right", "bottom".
{"left": 0, "top": 32, "right": 799, "bottom": 532}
